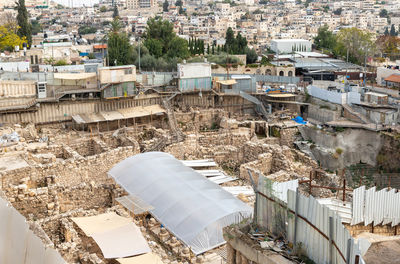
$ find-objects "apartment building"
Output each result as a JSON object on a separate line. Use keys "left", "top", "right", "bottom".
{"left": 125, "top": 0, "right": 155, "bottom": 9}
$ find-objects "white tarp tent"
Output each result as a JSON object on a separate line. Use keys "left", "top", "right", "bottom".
{"left": 108, "top": 152, "right": 253, "bottom": 255}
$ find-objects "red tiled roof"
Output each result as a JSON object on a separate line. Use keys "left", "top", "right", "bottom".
{"left": 384, "top": 74, "right": 400, "bottom": 83}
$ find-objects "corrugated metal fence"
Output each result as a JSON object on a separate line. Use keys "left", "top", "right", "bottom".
{"left": 256, "top": 176, "right": 362, "bottom": 264}
{"left": 351, "top": 186, "right": 400, "bottom": 226}
{"left": 0, "top": 195, "right": 65, "bottom": 263}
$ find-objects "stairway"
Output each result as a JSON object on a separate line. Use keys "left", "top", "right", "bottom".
{"left": 162, "top": 97, "right": 185, "bottom": 143}
{"left": 342, "top": 104, "right": 369, "bottom": 124}
{"left": 238, "top": 91, "right": 269, "bottom": 120}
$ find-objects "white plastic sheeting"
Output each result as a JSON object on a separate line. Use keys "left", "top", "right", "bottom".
{"left": 0, "top": 196, "right": 65, "bottom": 264}
{"left": 351, "top": 186, "right": 400, "bottom": 226}
{"left": 71, "top": 213, "right": 151, "bottom": 259}
{"left": 108, "top": 152, "right": 253, "bottom": 255}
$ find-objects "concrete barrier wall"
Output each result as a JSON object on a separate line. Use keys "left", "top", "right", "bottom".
{"left": 308, "top": 85, "right": 344, "bottom": 104}
{"left": 308, "top": 86, "right": 360, "bottom": 105}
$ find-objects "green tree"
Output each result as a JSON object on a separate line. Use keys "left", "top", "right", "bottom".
{"left": 78, "top": 25, "right": 97, "bottom": 35}
{"left": 314, "top": 25, "right": 337, "bottom": 52}
{"left": 379, "top": 9, "right": 388, "bottom": 18}
{"left": 390, "top": 24, "right": 397, "bottom": 36}
{"left": 225, "top": 27, "right": 235, "bottom": 53}
{"left": 143, "top": 18, "right": 188, "bottom": 59}
{"left": 107, "top": 18, "right": 134, "bottom": 66}
{"left": 113, "top": 5, "right": 119, "bottom": 18}
{"left": 167, "top": 37, "right": 189, "bottom": 58}
{"left": 212, "top": 43, "right": 215, "bottom": 54}
{"left": 207, "top": 43, "right": 210, "bottom": 54}
{"left": 31, "top": 20, "right": 42, "bottom": 35}
{"left": 163, "top": 0, "right": 169, "bottom": 12}
{"left": 384, "top": 27, "right": 390, "bottom": 36}
{"left": 246, "top": 48, "right": 257, "bottom": 64}
{"left": 144, "top": 38, "right": 163, "bottom": 58}
{"left": 15, "top": 0, "right": 32, "bottom": 47}
{"left": 100, "top": 6, "right": 107, "bottom": 12}
{"left": 175, "top": 0, "right": 182, "bottom": 6}
{"left": 334, "top": 27, "right": 375, "bottom": 64}
{"left": 333, "top": 8, "right": 342, "bottom": 15}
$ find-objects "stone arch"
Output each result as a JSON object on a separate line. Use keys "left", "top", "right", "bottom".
{"left": 265, "top": 69, "right": 272, "bottom": 75}
{"left": 279, "top": 71, "right": 284, "bottom": 76}
{"left": 288, "top": 71, "right": 293, "bottom": 77}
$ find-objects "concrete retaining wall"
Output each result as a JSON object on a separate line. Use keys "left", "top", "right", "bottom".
{"left": 299, "top": 126, "right": 383, "bottom": 169}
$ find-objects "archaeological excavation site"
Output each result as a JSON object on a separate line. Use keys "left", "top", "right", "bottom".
{"left": 1, "top": 64, "right": 400, "bottom": 264}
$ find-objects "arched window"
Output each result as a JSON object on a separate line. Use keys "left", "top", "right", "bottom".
{"left": 265, "top": 69, "right": 272, "bottom": 75}
{"left": 288, "top": 71, "right": 293, "bottom": 77}
{"left": 279, "top": 71, "right": 284, "bottom": 76}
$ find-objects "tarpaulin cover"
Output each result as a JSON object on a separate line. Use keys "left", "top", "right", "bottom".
{"left": 71, "top": 212, "right": 150, "bottom": 259}
{"left": 91, "top": 223, "right": 151, "bottom": 259}
{"left": 71, "top": 212, "right": 132, "bottom": 236}
{"left": 117, "top": 253, "right": 163, "bottom": 264}
{"left": 292, "top": 116, "right": 307, "bottom": 125}
{"left": 108, "top": 152, "right": 253, "bottom": 255}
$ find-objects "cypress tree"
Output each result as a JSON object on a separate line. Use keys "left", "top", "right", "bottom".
{"left": 113, "top": 5, "right": 119, "bottom": 18}
{"left": 16, "top": 0, "right": 32, "bottom": 47}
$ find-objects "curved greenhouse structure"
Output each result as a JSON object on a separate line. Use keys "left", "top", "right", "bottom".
{"left": 108, "top": 152, "right": 253, "bottom": 254}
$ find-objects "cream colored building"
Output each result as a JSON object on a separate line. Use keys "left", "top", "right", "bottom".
{"left": 125, "top": 0, "right": 155, "bottom": 9}
{"left": 98, "top": 65, "right": 136, "bottom": 85}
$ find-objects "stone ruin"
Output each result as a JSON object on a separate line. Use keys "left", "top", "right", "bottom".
{"left": 0, "top": 108, "right": 340, "bottom": 263}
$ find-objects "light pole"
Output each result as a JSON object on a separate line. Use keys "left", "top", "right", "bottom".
{"left": 138, "top": 36, "right": 141, "bottom": 72}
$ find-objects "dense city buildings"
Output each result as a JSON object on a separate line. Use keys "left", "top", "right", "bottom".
{"left": 0, "top": 0, "right": 400, "bottom": 263}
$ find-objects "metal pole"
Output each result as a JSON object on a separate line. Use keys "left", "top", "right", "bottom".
{"left": 329, "top": 216, "right": 334, "bottom": 264}
{"left": 346, "top": 238, "right": 352, "bottom": 264}
{"left": 138, "top": 37, "right": 141, "bottom": 72}
{"left": 293, "top": 188, "right": 299, "bottom": 246}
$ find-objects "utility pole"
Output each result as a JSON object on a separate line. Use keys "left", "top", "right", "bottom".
{"left": 138, "top": 36, "right": 141, "bottom": 72}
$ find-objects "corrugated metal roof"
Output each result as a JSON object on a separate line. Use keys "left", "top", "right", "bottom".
{"left": 72, "top": 105, "right": 166, "bottom": 124}
{"left": 180, "top": 159, "right": 217, "bottom": 168}
{"left": 54, "top": 72, "right": 97, "bottom": 80}
{"left": 217, "top": 79, "right": 237, "bottom": 85}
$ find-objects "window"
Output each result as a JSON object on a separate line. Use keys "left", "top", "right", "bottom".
{"left": 124, "top": 68, "right": 133, "bottom": 75}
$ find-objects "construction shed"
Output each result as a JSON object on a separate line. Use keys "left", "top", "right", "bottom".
{"left": 108, "top": 152, "right": 253, "bottom": 255}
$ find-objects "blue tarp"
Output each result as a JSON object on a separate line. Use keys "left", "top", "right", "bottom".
{"left": 292, "top": 116, "right": 307, "bottom": 125}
